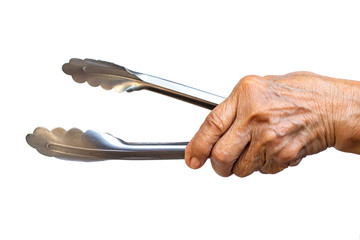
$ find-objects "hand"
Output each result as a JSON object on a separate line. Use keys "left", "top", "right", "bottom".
{"left": 185, "top": 72, "right": 360, "bottom": 177}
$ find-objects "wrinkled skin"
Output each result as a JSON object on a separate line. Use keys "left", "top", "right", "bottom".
{"left": 185, "top": 72, "right": 360, "bottom": 177}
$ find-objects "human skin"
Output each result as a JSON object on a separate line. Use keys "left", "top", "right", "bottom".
{"left": 185, "top": 72, "right": 360, "bottom": 177}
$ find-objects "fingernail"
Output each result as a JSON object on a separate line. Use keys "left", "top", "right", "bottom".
{"left": 190, "top": 157, "right": 201, "bottom": 169}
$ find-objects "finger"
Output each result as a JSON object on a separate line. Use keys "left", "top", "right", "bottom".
{"left": 260, "top": 141, "right": 304, "bottom": 174}
{"left": 185, "top": 94, "right": 238, "bottom": 169}
{"left": 210, "top": 121, "right": 251, "bottom": 177}
{"left": 288, "top": 145, "right": 308, "bottom": 167}
{"left": 259, "top": 159, "right": 288, "bottom": 174}
{"left": 232, "top": 141, "right": 262, "bottom": 178}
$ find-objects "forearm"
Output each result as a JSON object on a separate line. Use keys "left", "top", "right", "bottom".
{"left": 333, "top": 79, "right": 360, "bottom": 154}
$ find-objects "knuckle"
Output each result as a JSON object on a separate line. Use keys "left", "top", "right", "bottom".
{"left": 277, "top": 144, "right": 303, "bottom": 163}
{"left": 205, "top": 111, "right": 224, "bottom": 133}
{"left": 210, "top": 148, "right": 231, "bottom": 164}
{"left": 264, "top": 74, "right": 278, "bottom": 79}
{"left": 241, "top": 75, "right": 261, "bottom": 83}
{"left": 239, "top": 75, "right": 264, "bottom": 90}
{"left": 285, "top": 71, "right": 315, "bottom": 76}
{"left": 261, "top": 129, "right": 279, "bottom": 144}
{"left": 278, "top": 151, "right": 297, "bottom": 163}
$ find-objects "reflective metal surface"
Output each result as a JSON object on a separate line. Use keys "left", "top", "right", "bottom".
{"left": 63, "top": 58, "right": 225, "bottom": 109}
{"left": 26, "top": 127, "right": 187, "bottom": 161}
{"left": 27, "top": 58, "right": 224, "bottom": 161}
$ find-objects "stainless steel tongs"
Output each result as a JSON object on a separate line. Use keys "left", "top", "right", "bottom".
{"left": 26, "top": 59, "right": 225, "bottom": 161}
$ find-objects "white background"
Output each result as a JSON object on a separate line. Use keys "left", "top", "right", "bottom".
{"left": 1, "top": 0, "right": 359, "bottom": 239}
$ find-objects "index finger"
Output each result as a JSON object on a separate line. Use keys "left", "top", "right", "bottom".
{"left": 185, "top": 94, "right": 238, "bottom": 169}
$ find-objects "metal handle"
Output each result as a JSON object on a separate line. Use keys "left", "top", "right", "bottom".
{"left": 128, "top": 70, "right": 225, "bottom": 109}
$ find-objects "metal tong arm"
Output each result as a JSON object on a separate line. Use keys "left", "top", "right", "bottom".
{"left": 26, "top": 127, "right": 187, "bottom": 161}
{"left": 27, "top": 59, "right": 227, "bottom": 161}
{"left": 62, "top": 59, "right": 225, "bottom": 110}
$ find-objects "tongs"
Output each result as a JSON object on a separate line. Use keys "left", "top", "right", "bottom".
{"left": 26, "top": 59, "right": 225, "bottom": 161}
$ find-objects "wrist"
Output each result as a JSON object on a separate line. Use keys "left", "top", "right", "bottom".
{"left": 333, "top": 79, "right": 360, "bottom": 154}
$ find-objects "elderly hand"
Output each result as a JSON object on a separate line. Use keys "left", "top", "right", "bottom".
{"left": 185, "top": 72, "right": 360, "bottom": 177}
